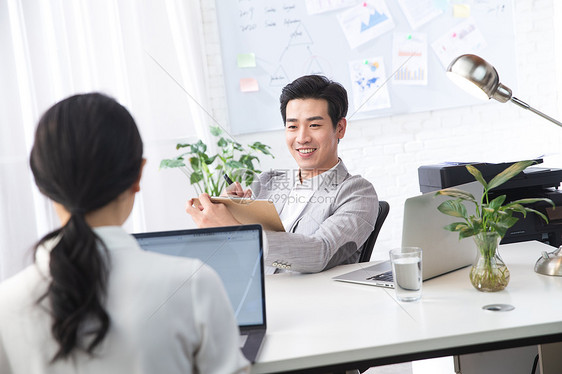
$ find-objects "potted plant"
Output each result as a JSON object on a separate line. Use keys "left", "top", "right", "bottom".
{"left": 160, "top": 126, "right": 274, "bottom": 196}
{"left": 435, "top": 160, "right": 555, "bottom": 292}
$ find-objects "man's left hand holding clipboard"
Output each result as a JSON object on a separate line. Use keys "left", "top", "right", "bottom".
{"left": 186, "top": 193, "right": 244, "bottom": 228}
{"left": 185, "top": 175, "right": 284, "bottom": 231}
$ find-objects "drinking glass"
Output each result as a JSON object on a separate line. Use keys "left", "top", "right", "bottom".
{"left": 389, "top": 247, "right": 422, "bottom": 302}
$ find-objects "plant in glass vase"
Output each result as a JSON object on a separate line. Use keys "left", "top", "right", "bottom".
{"left": 159, "top": 126, "right": 274, "bottom": 196}
{"left": 435, "top": 160, "right": 555, "bottom": 292}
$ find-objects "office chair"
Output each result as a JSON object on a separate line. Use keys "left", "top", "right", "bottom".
{"left": 358, "top": 200, "right": 390, "bottom": 263}
{"left": 352, "top": 202, "right": 390, "bottom": 374}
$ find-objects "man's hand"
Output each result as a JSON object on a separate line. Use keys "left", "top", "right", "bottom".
{"left": 222, "top": 181, "right": 252, "bottom": 198}
{"left": 185, "top": 193, "right": 242, "bottom": 228}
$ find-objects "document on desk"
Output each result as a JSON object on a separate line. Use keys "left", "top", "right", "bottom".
{"left": 192, "top": 196, "right": 285, "bottom": 232}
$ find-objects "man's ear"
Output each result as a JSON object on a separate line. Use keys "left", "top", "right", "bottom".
{"left": 131, "top": 158, "right": 147, "bottom": 193}
{"left": 336, "top": 118, "right": 347, "bottom": 140}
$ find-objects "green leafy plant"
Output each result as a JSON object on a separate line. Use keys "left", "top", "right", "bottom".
{"left": 435, "top": 160, "right": 556, "bottom": 292}
{"left": 435, "top": 160, "right": 555, "bottom": 239}
{"left": 160, "top": 126, "right": 274, "bottom": 196}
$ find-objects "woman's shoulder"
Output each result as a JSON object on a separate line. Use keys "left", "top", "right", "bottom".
{"left": 0, "top": 265, "right": 46, "bottom": 315}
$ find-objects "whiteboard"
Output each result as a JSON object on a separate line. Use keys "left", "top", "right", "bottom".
{"left": 215, "top": 0, "right": 516, "bottom": 135}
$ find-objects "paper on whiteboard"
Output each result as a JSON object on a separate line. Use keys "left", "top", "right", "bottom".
{"left": 305, "top": 0, "right": 355, "bottom": 15}
{"left": 392, "top": 33, "right": 428, "bottom": 86}
{"left": 397, "top": 0, "right": 442, "bottom": 30}
{"left": 431, "top": 18, "right": 487, "bottom": 69}
{"left": 338, "top": 0, "right": 395, "bottom": 49}
{"left": 349, "top": 57, "right": 391, "bottom": 113}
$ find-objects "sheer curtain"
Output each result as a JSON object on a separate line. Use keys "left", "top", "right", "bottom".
{"left": 0, "top": 0, "right": 209, "bottom": 281}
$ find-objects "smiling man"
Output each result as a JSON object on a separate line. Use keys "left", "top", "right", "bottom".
{"left": 186, "top": 75, "right": 378, "bottom": 273}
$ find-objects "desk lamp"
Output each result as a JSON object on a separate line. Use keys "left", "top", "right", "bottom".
{"left": 447, "top": 54, "right": 562, "bottom": 127}
{"left": 446, "top": 53, "right": 562, "bottom": 276}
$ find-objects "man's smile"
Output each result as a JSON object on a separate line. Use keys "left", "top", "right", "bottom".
{"left": 297, "top": 148, "right": 317, "bottom": 154}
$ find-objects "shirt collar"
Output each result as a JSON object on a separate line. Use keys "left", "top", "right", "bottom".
{"left": 298, "top": 158, "right": 349, "bottom": 190}
{"left": 92, "top": 226, "right": 140, "bottom": 251}
{"left": 297, "top": 159, "right": 341, "bottom": 189}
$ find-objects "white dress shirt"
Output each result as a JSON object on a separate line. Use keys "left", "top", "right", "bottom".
{"left": 278, "top": 170, "right": 324, "bottom": 231}
{"left": 0, "top": 226, "right": 249, "bottom": 374}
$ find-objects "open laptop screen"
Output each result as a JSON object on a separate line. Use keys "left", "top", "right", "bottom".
{"left": 134, "top": 225, "right": 265, "bottom": 327}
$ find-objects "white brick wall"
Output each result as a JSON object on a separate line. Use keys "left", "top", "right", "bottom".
{"left": 201, "top": 0, "right": 562, "bottom": 260}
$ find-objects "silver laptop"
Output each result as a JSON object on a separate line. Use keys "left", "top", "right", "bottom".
{"left": 133, "top": 224, "right": 266, "bottom": 363}
{"left": 333, "top": 181, "right": 482, "bottom": 287}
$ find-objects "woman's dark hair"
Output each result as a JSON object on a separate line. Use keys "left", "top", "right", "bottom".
{"left": 30, "top": 93, "right": 143, "bottom": 361}
{"left": 279, "top": 75, "right": 348, "bottom": 129}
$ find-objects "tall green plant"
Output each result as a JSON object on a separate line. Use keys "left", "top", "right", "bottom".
{"left": 160, "top": 126, "right": 274, "bottom": 196}
{"left": 435, "top": 160, "right": 555, "bottom": 239}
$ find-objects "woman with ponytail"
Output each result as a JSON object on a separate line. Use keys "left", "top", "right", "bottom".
{"left": 0, "top": 93, "right": 249, "bottom": 373}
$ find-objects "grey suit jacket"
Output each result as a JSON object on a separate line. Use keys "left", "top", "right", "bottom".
{"left": 254, "top": 160, "right": 378, "bottom": 273}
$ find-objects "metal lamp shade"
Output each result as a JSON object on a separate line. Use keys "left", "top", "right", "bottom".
{"left": 446, "top": 54, "right": 512, "bottom": 103}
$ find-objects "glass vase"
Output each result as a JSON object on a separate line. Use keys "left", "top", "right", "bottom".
{"left": 469, "top": 232, "right": 510, "bottom": 292}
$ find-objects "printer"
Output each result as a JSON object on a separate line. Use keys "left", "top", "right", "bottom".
{"left": 418, "top": 159, "right": 562, "bottom": 246}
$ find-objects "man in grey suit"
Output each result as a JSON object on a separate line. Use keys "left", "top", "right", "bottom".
{"left": 186, "top": 75, "right": 378, "bottom": 273}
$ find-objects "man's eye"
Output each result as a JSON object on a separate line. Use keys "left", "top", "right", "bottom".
{"left": 310, "top": 124, "right": 320, "bottom": 127}
{"left": 286, "top": 125, "right": 297, "bottom": 129}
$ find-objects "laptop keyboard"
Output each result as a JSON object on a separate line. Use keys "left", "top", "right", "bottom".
{"left": 366, "top": 270, "right": 393, "bottom": 282}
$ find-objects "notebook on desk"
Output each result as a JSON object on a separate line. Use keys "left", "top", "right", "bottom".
{"left": 133, "top": 225, "right": 266, "bottom": 363}
{"left": 332, "top": 181, "right": 482, "bottom": 287}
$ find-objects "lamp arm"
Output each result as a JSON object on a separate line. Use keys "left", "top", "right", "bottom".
{"left": 510, "top": 97, "right": 562, "bottom": 128}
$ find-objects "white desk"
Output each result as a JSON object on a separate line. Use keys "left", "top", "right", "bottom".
{"left": 252, "top": 241, "right": 562, "bottom": 373}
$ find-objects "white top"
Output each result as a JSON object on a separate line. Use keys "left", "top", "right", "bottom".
{"left": 278, "top": 170, "right": 326, "bottom": 231}
{"left": 0, "top": 226, "right": 249, "bottom": 374}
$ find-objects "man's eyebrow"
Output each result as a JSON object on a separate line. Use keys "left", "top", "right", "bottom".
{"left": 286, "top": 116, "right": 325, "bottom": 122}
{"left": 307, "top": 115, "right": 324, "bottom": 121}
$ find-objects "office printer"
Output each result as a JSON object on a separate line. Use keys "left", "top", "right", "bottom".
{"left": 418, "top": 159, "right": 562, "bottom": 246}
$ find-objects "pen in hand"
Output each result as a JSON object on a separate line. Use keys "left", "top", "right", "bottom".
{"left": 223, "top": 173, "right": 235, "bottom": 185}
{"left": 223, "top": 173, "right": 253, "bottom": 198}
{"left": 223, "top": 173, "right": 242, "bottom": 197}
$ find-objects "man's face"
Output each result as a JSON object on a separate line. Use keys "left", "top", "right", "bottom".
{"left": 284, "top": 98, "right": 346, "bottom": 179}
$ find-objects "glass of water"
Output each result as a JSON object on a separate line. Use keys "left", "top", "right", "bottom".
{"left": 389, "top": 247, "right": 422, "bottom": 302}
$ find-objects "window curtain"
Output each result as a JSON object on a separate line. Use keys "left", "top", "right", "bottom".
{"left": 0, "top": 0, "right": 208, "bottom": 281}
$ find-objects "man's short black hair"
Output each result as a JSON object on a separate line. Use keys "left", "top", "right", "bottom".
{"left": 280, "top": 75, "right": 348, "bottom": 129}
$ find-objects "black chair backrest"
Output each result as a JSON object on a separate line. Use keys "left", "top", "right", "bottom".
{"left": 359, "top": 201, "right": 390, "bottom": 263}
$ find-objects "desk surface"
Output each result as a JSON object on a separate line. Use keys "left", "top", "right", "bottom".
{"left": 252, "top": 241, "right": 562, "bottom": 374}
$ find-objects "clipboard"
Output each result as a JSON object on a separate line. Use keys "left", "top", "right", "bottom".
{"left": 192, "top": 197, "right": 285, "bottom": 232}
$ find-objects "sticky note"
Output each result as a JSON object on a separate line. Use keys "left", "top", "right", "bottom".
{"left": 240, "top": 78, "right": 259, "bottom": 92}
{"left": 453, "top": 4, "right": 470, "bottom": 18}
{"left": 237, "top": 53, "right": 256, "bottom": 68}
